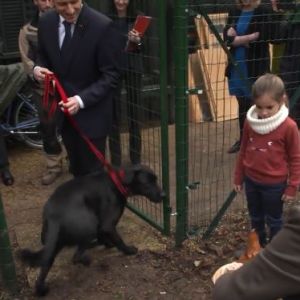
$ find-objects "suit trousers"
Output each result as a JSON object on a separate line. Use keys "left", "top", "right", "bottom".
{"left": 61, "top": 119, "right": 106, "bottom": 177}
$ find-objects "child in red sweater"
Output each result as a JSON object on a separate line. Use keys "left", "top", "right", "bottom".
{"left": 234, "top": 73, "right": 300, "bottom": 246}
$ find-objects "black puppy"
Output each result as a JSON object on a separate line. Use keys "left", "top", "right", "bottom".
{"left": 19, "top": 164, "right": 164, "bottom": 296}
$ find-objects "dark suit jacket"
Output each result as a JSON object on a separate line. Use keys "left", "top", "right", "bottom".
{"left": 37, "top": 4, "right": 120, "bottom": 138}
{"left": 212, "top": 205, "right": 300, "bottom": 300}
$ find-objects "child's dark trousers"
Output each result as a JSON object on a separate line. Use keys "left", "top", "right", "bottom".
{"left": 245, "top": 176, "right": 286, "bottom": 246}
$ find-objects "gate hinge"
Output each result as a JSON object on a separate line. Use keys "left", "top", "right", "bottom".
{"left": 186, "top": 181, "right": 201, "bottom": 190}
{"left": 186, "top": 88, "right": 203, "bottom": 95}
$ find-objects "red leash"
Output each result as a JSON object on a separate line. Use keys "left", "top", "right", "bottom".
{"left": 43, "top": 73, "right": 129, "bottom": 197}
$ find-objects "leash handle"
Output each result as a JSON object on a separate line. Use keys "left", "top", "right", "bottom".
{"left": 43, "top": 73, "right": 128, "bottom": 196}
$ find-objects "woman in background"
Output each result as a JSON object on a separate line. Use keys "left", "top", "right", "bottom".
{"left": 108, "top": 0, "right": 143, "bottom": 166}
{"left": 224, "top": 0, "right": 277, "bottom": 153}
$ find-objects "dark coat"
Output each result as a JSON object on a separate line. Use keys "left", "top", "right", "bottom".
{"left": 110, "top": 14, "right": 143, "bottom": 74}
{"left": 212, "top": 205, "right": 300, "bottom": 300}
{"left": 223, "top": 6, "right": 278, "bottom": 81}
{"left": 279, "top": 7, "right": 300, "bottom": 95}
{"left": 37, "top": 4, "right": 120, "bottom": 138}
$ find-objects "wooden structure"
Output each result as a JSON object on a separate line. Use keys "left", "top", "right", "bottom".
{"left": 188, "top": 14, "right": 238, "bottom": 123}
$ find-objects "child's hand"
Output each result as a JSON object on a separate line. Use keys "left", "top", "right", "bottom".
{"left": 282, "top": 194, "right": 295, "bottom": 202}
{"left": 234, "top": 185, "right": 243, "bottom": 193}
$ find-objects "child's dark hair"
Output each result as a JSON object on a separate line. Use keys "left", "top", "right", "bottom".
{"left": 252, "top": 73, "right": 286, "bottom": 103}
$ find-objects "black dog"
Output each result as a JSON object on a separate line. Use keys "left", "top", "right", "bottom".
{"left": 19, "top": 164, "right": 164, "bottom": 296}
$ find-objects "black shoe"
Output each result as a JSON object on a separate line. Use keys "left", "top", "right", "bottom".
{"left": 1, "top": 169, "right": 14, "bottom": 186}
{"left": 227, "top": 140, "right": 241, "bottom": 154}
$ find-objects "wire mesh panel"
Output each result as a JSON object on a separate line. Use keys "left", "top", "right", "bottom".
{"left": 186, "top": 1, "right": 244, "bottom": 237}
{"left": 174, "top": 0, "right": 300, "bottom": 241}
{"left": 0, "top": 0, "right": 35, "bottom": 60}
{"left": 105, "top": 0, "right": 170, "bottom": 233}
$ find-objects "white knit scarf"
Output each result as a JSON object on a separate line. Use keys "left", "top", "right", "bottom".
{"left": 246, "top": 104, "right": 289, "bottom": 135}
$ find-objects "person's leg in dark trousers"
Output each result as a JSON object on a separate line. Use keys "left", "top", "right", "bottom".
{"left": 280, "top": 25, "right": 300, "bottom": 128}
{"left": 0, "top": 135, "right": 9, "bottom": 171}
{"left": 108, "top": 79, "right": 122, "bottom": 167}
{"left": 0, "top": 135, "right": 14, "bottom": 185}
{"left": 286, "top": 82, "right": 300, "bottom": 128}
{"left": 228, "top": 96, "right": 252, "bottom": 153}
{"left": 245, "top": 177, "right": 267, "bottom": 246}
{"left": 32, "top": 88, "right": 63, "bottom": 184}
{"left": 61, "top": 120, "right": 106, "bottom": 177}
{"left": 125, "top": 70, "right": 142, "bottom": 164}
{"left": 261, "top": 182, "right": 285, "bottom": 242}
{"left": 237, "top": 96, "right": 252, "bottom": 141}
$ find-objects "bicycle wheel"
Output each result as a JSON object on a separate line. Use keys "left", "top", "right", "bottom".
{"left": 14, "top": 98, "right": 43, "bottom": 149}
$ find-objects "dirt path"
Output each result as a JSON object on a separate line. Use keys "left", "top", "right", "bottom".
{"left": 1, "top": 142, "right": 248, "bottom": 300}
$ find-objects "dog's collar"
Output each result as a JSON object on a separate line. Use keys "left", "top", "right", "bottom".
{"left": 116, "top": 169, "right": 130, "bottom": 197}
{"left": 118, "top": 169, "right": 125, "bottom": 180}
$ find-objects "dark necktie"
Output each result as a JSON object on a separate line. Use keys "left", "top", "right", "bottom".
{"left": 61, "top": 21, "right": 72, "bottom": 59}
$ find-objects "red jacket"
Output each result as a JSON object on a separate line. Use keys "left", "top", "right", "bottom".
{"left": 234, "top": 117, "right": 300, "bottom": 197}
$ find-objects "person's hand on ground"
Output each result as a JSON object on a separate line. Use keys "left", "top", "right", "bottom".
{"left": 212, "top": 262, "right": 244, "bottom": 284}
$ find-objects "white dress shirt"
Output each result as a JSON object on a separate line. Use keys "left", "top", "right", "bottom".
{"left": 58, "top": 16, "right": 84, "bottom": 108}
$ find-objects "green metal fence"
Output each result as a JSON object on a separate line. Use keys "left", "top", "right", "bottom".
{"left": 173, "top": 0, "right": 300, "bottom": 244}
{"left": 173, "top": 1, "right": 260, "bottom": 244}
{"left": 103, "top": 0, "right": 171, "bottom": 234}
{"left": 0, "top": 193, "right": 18, "bottom": 293}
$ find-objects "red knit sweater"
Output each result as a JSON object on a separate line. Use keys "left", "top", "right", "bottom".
{"left": 234, "top": 117, "right": 300, "bottom": 197}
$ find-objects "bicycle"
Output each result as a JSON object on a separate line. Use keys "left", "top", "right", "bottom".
{"left": 0, "top": 81, "right": 43, "bottom": 149}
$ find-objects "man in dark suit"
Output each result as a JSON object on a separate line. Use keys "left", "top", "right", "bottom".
{"left": 33, "top": 0, "right": 120, "bottom": 177}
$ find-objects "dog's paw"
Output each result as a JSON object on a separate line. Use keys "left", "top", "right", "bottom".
{"left": 72, "top": 254, "right": 91, "bottom": 266}
{"left": 17, "top": 249, "right": 41, "bottom": 267}
{"left": 97, "top": 236, "right": 114, "bottom": 249}
{"left": 35, "top": 283, "right": 49, "bottom": 297}
{"left": 123, "top": 246, "right": 138, "bottom": 255}
{"left": 104, "top": 241, "right": 114, "bottom": 249}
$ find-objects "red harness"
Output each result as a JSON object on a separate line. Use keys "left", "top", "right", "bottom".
{"left": 42, "top": 73, "right": 129, "bottom": 197}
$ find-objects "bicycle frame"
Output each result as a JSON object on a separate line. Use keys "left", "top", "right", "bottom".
{"left": 0, "top": 90, "right": 43, "bottom": 149}
{"left": 0, "top": 93, "right": 39, "bottom": 135}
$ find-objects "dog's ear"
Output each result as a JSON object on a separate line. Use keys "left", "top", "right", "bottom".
{"left": 122, "top": 164, "right": 142, "bottom": 185}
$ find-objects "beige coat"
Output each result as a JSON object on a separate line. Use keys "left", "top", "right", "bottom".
{"left": 19, "top": 22, "right": 43, "bottom": 95}
{"left": 18, "top": 23, "right": 38, "bottom": 76}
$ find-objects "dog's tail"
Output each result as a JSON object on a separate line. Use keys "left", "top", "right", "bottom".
{"left": 18, "top": 220, "right": 60, "bottom": 268}
{"left": 18, "top": 248, "right": 44, "bottom": 268}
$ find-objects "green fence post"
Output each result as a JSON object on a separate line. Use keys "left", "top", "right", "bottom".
{"left": 158, "top": 0, "right": 171, "bottom": 236}
{"left": 202, "top": 190, "right": 237, "bottom": 239}
{"left": 174, "top": 0, "right": 189, "bottom": 246}
{"left": 0, "top": 192, "right": 18, "bottom": 293}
